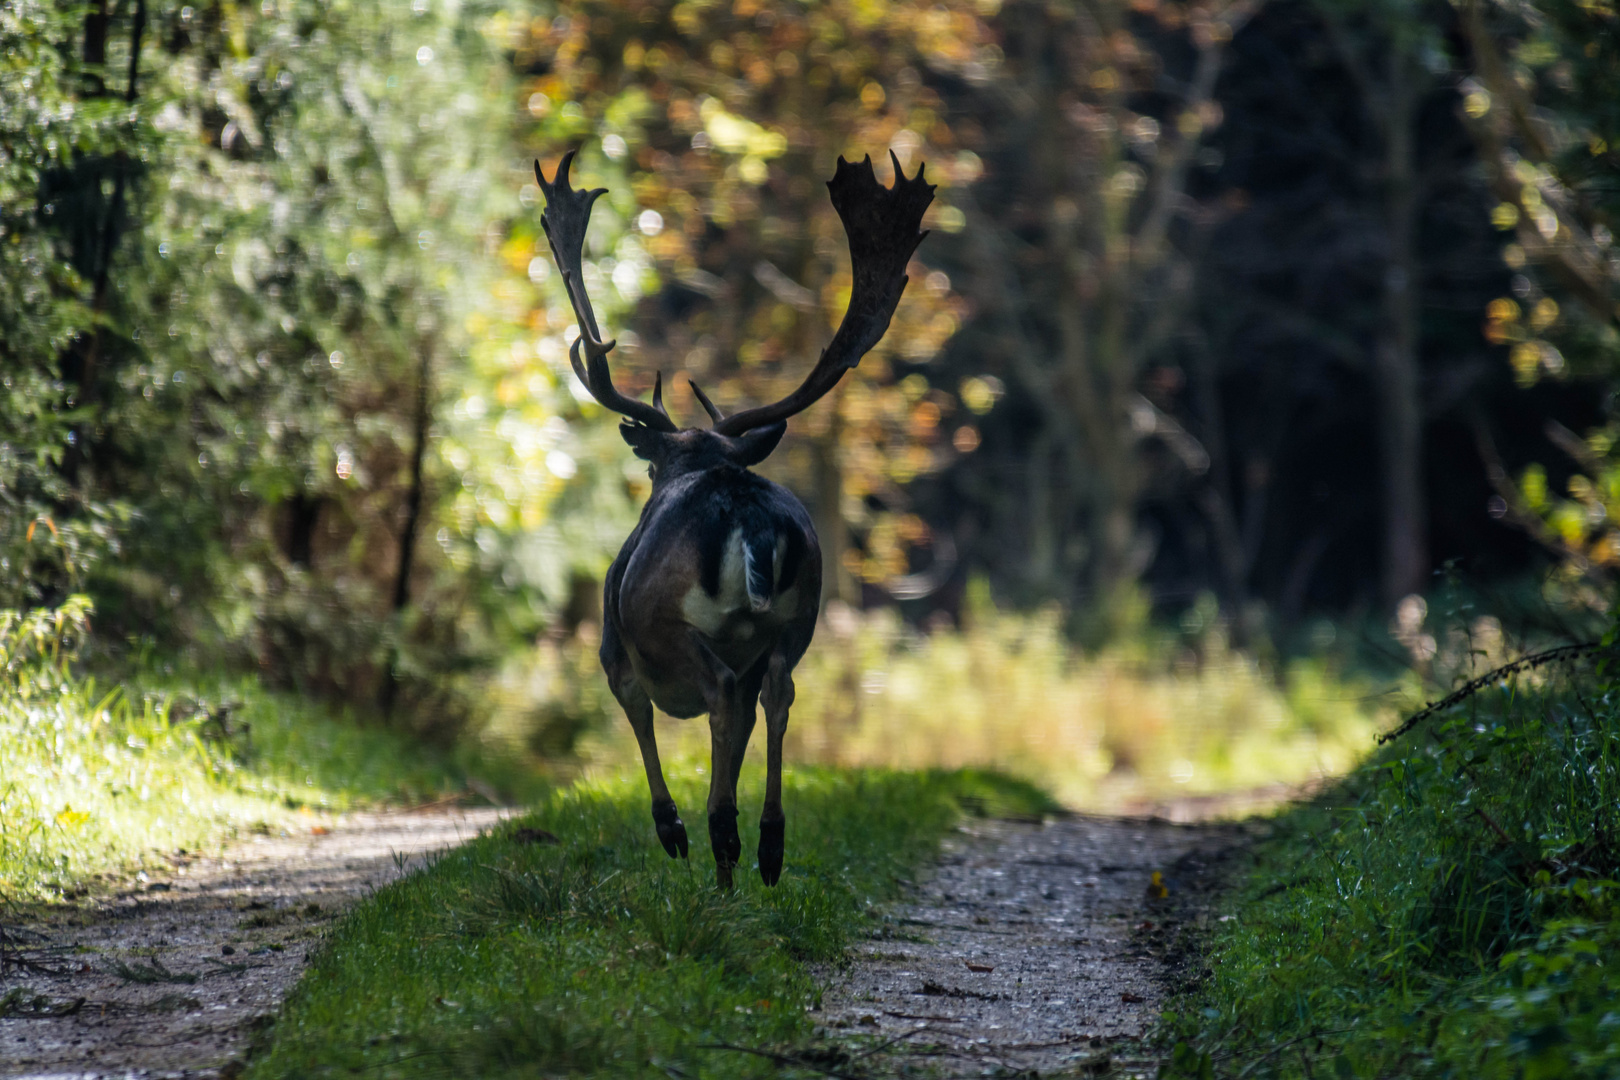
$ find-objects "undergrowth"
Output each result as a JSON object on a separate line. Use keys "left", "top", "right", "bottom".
{"left": 1160, "top": 652, "right": 1620, "bottom": 1079}
{"left": 511, "top": 589, "right": 1392, "bottom": 810}
{"left": 0, "top": 598, "right": 536, "bottom": 900}
{"left": 245, "top": 767, "right": 1056, "bottom": 1079}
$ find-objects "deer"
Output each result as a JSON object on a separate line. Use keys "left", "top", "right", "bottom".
{"left": 535, "top": 148, "right": 933, "bottom": 888}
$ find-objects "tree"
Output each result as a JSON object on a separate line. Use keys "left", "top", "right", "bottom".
{"left": 0, "top": 1, "right": 143, "bottom": 608}
{"left": 896, "top": 0, "right": 1253, "bottom": 633}
{"left": 1458, "top": 0, "right": 1620, "bottom": 588}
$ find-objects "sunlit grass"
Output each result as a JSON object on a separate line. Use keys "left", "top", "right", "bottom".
{"left": 497, "top": 593, "right": 1395, "bottom": 813}
{"left": 0, "top": 599, "right": 537, "bottom": 900}
{"left": 2, "top": 673, "right": 280, "bottom": 899}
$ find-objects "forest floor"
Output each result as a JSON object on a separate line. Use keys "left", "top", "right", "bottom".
{"left": 0, "top": 804, "right": 510, "bottom": 1080}
{"left": 815, "top": 813, "right": 1254, "bottom": 1079}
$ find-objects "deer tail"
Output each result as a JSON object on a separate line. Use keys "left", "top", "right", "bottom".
{"left": 743, "top": 531, "right": 775, "bottom": 613}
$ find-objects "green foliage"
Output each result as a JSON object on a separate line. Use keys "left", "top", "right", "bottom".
{"left": 244, "top": 767, "right": 1045, "bottom": 1079}
{"left": 102, "top": 0, "right": 548, "bottom": 713}
{"left": 0, "top": 2, "right": 136, "bottom": 605}
{"left": 1465, "top": 0, "right": 1620, "bottom": 580}
{"left": 1159, "top": 661, "right": 1620, "bottom": 1078}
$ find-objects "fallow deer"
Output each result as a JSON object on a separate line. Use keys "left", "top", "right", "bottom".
{"left": 536, "top": 148, "right": 933, "bottom": 887}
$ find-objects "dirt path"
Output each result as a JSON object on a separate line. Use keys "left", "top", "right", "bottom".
{"left": 0, "top": 805, "right": 510, "bottom": 1080}
{"left": 816, "top": 814, "right": 1249, "bottom": 1078}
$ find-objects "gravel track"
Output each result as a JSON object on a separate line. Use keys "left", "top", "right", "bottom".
{"left": 0, "top": 806, "right": 510, "bottom": 1080}
{"left": 816, "top": 814, "right": 1248, "bottom": 1078}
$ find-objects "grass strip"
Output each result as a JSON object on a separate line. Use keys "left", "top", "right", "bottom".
{"left": 1, "top": 599, "right": 540, "bottom": 900}
{"left": 245, "top": 767, "right": 1056, "bottom": 1079}
{"left": 1159, "top": 661, "right": 1620, "bottom": 1079}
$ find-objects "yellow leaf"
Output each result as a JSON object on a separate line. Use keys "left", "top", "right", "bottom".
{"left": 1145, "top": 870, "right": 1170, "bottom": 899}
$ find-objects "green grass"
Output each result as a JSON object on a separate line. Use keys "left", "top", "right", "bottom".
{"left": 0, "top": 598, "right": 540, "bottom": 900}
{"left": 1158, "top": 656, "right": 1620, "bottom": 1079}
{"left": 244, "top": 767, "right": 1057, "bottom": 1079}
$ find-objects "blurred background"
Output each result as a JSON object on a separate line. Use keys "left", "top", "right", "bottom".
{"left": 3, "top": 0, "right": 1617, "bottom": 817}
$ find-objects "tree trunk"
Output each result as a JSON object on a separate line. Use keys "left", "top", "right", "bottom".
{"left": 812, "top": 398, "right": 856, "bottom": 607}
{"left": 379, "top": 352, "right": 432, "bottom": 718}
{"left": 1376, "top": 72, "right": 1428, "bottom": 606}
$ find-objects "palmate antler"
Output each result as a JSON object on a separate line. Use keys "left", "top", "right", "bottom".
{"left": 537, "top": 149, "right": 933, "bottom": 435}
{"left": 713, "top": 153, "right": 934, "bottom": 436}
{"left": 537, "top": 151, "right": 677, "bottom": 433}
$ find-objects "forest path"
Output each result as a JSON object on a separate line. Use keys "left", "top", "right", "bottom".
{"left": 1, "top": 805, "right": 510, "bottom": 1080}
{"left": 816, "top": 813, "right": 1252, "bottom": 1078}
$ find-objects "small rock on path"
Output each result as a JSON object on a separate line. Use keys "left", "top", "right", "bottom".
{"left": 816, "top": 814, "right": 1245, "bottom": 1078}
{"left": 1, "top": 805, "right": 509, "bottom": 1080}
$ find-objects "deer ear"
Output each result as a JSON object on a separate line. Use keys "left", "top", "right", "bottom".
{"left": 620, "top": 422, "right": 668, "bottom": 462}
{"left": 726, "top": 422, "right": 786, "bottom": 467}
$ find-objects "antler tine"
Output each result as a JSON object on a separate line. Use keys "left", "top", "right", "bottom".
{"left": 537, "top": 152, "right": 677, "bottom": 433}
{"left": 688, "top": 378, "right": 725, "bottom": 424}
{"left": 652, "top": 371, "right": 672, "bottom": 422}
{"left": 713, "top": 153, "right": 934, "bottom": 437}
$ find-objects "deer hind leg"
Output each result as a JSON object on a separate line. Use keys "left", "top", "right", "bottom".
{"left": 757, "top": 651, "right": 796, "bottom": 886}
{"left": 603, "top": 621, "right": 687, "bottom": 858}
{"left": 689, "top": 631, "right": 744, "bottom": 888}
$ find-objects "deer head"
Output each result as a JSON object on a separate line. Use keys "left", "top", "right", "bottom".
{"left": 536, "top": 148, "right": 934, "bottom": 488}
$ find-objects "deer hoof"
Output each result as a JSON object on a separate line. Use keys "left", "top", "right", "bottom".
{"left": 652, "top": 801, "right": 688, "bottom": 859}
{"left": 708, "top": 806, "right": 741, "bottom": 873}
{"left": 758, "top": 817, "right": 785, "bottom": 886}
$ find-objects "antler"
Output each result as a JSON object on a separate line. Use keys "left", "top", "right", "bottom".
{"left": 537, "top": 151, "right": 676, "bottom": 433}
{"left": 712, "top": 152, "right": 934, "bottom": 437}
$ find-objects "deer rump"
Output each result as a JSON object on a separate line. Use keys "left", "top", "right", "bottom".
{"left": 607, "top": 465, "right": 821, "bottom": 720}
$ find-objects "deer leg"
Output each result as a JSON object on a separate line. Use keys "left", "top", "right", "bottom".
{"left": 625, "top": 691, "right": 688, "bottom": 859}
{"left": 757, "top": 652, "right": 795, "bottom": 886}
{"left": 603, "top": 621, "right": 687, "bottom": 858}
{"left": 690, "top": 632, "right": 742, "bottom": 888}
{"left": 728, "top": 663, "right": 766, "bottom": 795}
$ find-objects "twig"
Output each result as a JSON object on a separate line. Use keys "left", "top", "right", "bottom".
{"left": 380, "top": 792, "right": 468, "bottom": 815}
{"left": 1377, "top": 642, "right": 1608, "bottom": 745}
{"left": 697, "top": 1042, "right": 868, "bottom": 1080}
{"left": 850, "top": 1025, "right": 937, "bottom": 1060}
{"left": 1473, "top": 807, "right": 1515, "bottom": 847}
{"left": 881, "top": 1009, "right": 961, "bottom": 1023}
{"left": 1233, "top": 1029, "right": 1353, "bottom": 1078}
